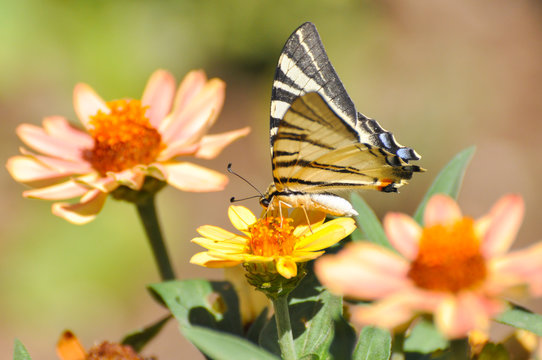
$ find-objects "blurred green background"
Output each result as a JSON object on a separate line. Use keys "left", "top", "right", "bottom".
{"left": 2, "top": 0, "right": 542, "bottom": 358}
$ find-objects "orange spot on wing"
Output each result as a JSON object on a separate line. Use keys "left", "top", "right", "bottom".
{"left": 377, "top": 178, "right": 393, "bottom": 191}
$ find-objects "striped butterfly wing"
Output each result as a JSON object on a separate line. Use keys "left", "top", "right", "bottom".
{"left": 273, "top": 92, "right": 421, "bottom": 194}
{"left": 266, "top": 22, "right": 422, "bottom": 211}
{"left": 270, "top": 22, "right": 420, "bottom": 165}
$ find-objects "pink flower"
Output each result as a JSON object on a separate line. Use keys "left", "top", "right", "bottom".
{"left": 6, "top": 70, "right": 250, "bottom": 224}
{"left": 315, "top": 194, "right": 542, "bottom": 338}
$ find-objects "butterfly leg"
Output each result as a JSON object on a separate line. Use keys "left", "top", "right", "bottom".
{"left": 276, "top": 199, "right": 293, "bottom": 227}
{"left": 300, "top": 206, "right": 314, "bottom": 234}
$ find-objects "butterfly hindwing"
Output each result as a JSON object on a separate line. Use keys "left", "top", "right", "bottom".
{"left": 273, "top": 92, "right": 421, "bottom": 194}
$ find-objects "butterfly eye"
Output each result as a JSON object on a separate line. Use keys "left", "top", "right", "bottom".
{"left": 260, "top": 197, "right": 270, "bottom": 208}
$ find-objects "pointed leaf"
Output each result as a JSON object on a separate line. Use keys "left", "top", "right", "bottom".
{"left": 350, "top": 194, "right": 392, "bottom": 250}
{"left": 413, "top": 146, "right": 475, "bottom": 224}
{"left": 122, "top": 315, "right": 171, "bottom": 352}
{"left": 13, "top": 340, "right": 32, "bottom": 360}
{"left": 182, "top": 326, "right": 280, "bottom": 360}
{"left": 352, "top": 326, "right": 391, "bottom": 360}
{"left": 404, "top": 319, "right": 448, "bottom": 354}
{"left": 149, "top": 280, "right": 242, "bottom": 335}
{"left": 495, "top": 305, "right": 542, "bottom": 336}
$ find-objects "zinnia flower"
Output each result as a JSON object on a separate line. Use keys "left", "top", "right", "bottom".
{"left": 6, "top": 69, "right": 250, "bottom": 224}
{"left": 56, "top": 330, "right": 152, "bottom": 360}
{"left": 315, "top": 194, "right": 542, "bottom": 338}
{"left": 190, "top": 205, "right": 356, "bottom": 280}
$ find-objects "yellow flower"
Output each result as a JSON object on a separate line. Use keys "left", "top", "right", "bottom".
{"left": 190, "top": 205, "right": 356, "bottom": 280}
{"left": 316, "top": 194, "right": 542, "bottom": 339}
{"left": 6, "top": 69, "right": 250, "bottom": 224}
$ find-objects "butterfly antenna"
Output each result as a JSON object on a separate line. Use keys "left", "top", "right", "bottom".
{"left": 230, "top": 195, "right": 261, "bottom": 203}
{"left": 227, "top": 163, "right": 264, "bottom": 203}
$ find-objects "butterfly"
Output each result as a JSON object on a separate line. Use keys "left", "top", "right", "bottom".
{"left": 259, "top": 22, "right": 423, "bottom": 216}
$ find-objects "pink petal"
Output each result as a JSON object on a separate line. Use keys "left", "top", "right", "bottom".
{"left": 52, "top": 189, "right": 108, "bottom": 224}
{"left": 351, "top": 290, "right": 440, "bottom": 330}
{"left": 42, "top": 116, "right": 94, "bottom": 148}
{"left": 19, "top": 148, "right": 93, "bottom": 174}
{"left": 110, "top": 168, "right": 146, "bottom": 190}
{"left": 161, "top": 78, "right": 226, "bottom": 145}
{"left": 76, "top": 173, "right": 119, "bottom": 193}
{"left": 195, "top": 127, "right": 251, "bottom": 159}
{"left": 162, "top": 162, "right": 228, "bottom": 192}
{"left": 435, "top": 293, "right": 502, "bottom": 339}
{"left": 146, "top": 163, "right": 167, "bottom": 181}
{"left": 141, "top": 69, "right": 176, "bottom": 128}
{"left": 16, "top": 122, "right": 91, "bottom": 162}
{"left": 156, "top": 142, "right": 199, "bottom": 162}
{"left": 6, "top": 156, "right": 70, "bottom": 187}
{"left": 23, "top": 180, "right": 89, "bottom": 200}
{"left": 424, "top": 194, "right": 462, "bottom": 227}
{"left": 384, "top": 212, "right": 421, "bottom": 260}
{"left": 73, "top": 83, "right": 109, "bottom": 130}
{"left": 315, "top": 242, "right": 411, "bottom": 299}
{"left": 482, "top": 194, "right": 524, "bottom": 258}
{"left": 172, "top": 70, "right": 207, "bottom": 112}
{"left": 491, "top": 242, "right": 542, "bottom": 296}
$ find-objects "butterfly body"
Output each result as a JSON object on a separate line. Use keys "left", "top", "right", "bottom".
{"left": 262, "top": 22, "right": 423, "bottom": 216}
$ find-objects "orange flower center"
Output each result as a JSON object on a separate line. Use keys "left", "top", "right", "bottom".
{"left": 248, "top": 217, "right": 296, "bottom": 257}
{"left": 407, "top": 217, "right": 487, "bottom": 293}
{"left": 84, "top": 99, "right": 163, "bottom": 175}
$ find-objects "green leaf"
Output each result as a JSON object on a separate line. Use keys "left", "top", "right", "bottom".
{"left": 403, "top": 319, "right": 448, "bottom": 354}
{"left": 478, "top": 343, "right": 510, "bottom": 360}
{"left": 182, "top": 326, "right": 280, "bottom": 360}
{"left": 149, "top": 280, "right": 242, "bottom": 335}
{"left": 329, "top": 317, "right": 356, "bottom": 360}
{"left": 413, "top": 146, "right": 475, "bottom": 224}
{"left": 495, "top": 305, "right": 542, "bottom": 336}
{"left": 350, "top": 194, "right": 392, "bottom": 250}
{"left": 122, "top": 315, "right": 171, "bottom": 352}
{"left": 260, "top": 274, "right": 351, "bottom": 359}
{"left": 352, "top": 326, "right": 391, "bottom": 360}
{"left": 246, "top": 308, "right": 270, "bottom": 345}
{"left": 13, "top": 339, "right": 32, "bottom": 360}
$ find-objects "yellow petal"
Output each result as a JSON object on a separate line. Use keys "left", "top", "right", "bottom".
{"left": 191, "top": 236, "right": 246, "bottom": 252}
{"left": 228, "top": 205, "right": 257, "bottom": 232}
{"left": 297, "top": 218, "right": 356, "bottom": 251}
{"left": 276, "top": 257, "right": 297, "bottom": 279}
{"left": 189, "top": 252, "right": 241, "bottom": 268}
{"left": 197, "top": 225, "right": 245, "bottom": 242}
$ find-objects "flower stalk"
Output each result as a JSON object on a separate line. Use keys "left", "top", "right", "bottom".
{"left": 272, "top": 295, "right": 296, "bottom": 360}
{"left": 136, "top": 194, "right": 175, "bottom": 281}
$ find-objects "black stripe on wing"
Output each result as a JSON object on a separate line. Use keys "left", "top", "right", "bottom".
{"left": 270, "top": 22, "right": 357, "bottom": 146}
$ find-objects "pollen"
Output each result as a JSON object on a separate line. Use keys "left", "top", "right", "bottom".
{"left": 248, "top": 217, "right": 296, "bottom": 257}
{"left": 84, "top": 99, "right": 163, "bottom": 174}
{"left": 407, "top": 217, "right": 487, "bottom": 293}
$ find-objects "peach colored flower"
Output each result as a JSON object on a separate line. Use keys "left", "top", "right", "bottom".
{"left": 315, "top": 194, "right": 542, "bottom": 339}
{"left": 190, "top": 205, "right": 356, "bottom": 279}
{"left": 56, "top": 330, "right": 151, "bottom": 360}
{"left": 6, "top": 69, "right": 250, "bottom": 224}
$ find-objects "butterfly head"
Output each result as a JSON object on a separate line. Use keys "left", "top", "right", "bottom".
{"left": 259, "top": 183, "right": 276, "bottom": 209}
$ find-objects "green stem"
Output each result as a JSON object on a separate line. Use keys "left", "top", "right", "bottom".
{"left": 272, "top": 295, "right": 296, "bottom": 360}
{"left": 136, "top": 195, "right": 175, "bottom": 281}
{"left": 449, "top": 338, "right": 469, "bottom": 360}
